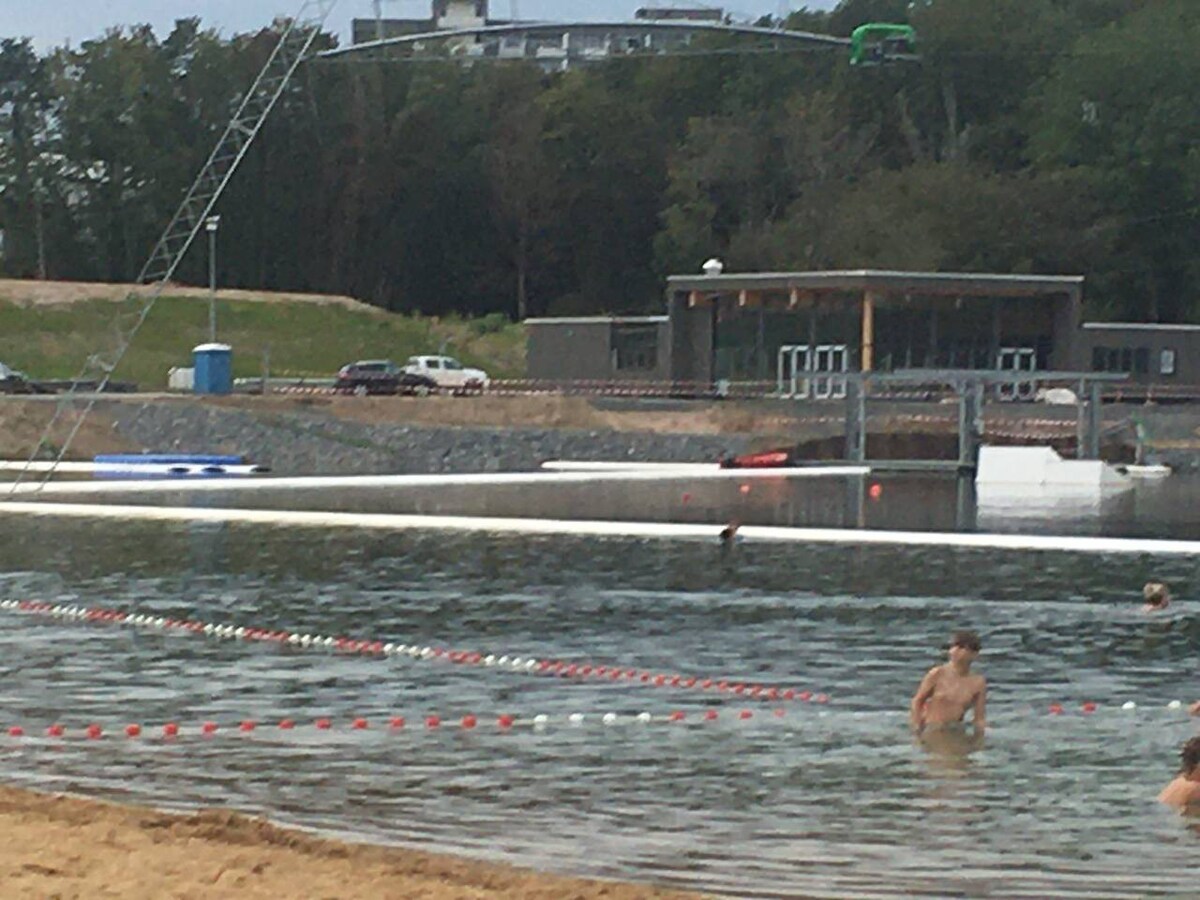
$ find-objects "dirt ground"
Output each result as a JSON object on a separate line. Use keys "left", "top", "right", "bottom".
{"left": 0, "top": 393, "right": 808, "bottom": 462}
{"left": 0, "top": 785, "right": 703, "bottom": 899}
{"left": 220, "top": 392, "right": 803, "bottom": 436}
{"left": 0, "top": 279, "right": 380, "bottom": 313}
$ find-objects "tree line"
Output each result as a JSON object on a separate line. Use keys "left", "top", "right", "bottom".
{"left": 1, "top": 0, "right": 1198, "bottom": 322}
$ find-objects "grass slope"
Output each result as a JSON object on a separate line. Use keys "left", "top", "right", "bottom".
{"left": 0, "top": 288, "right": 525, "bottom": 389}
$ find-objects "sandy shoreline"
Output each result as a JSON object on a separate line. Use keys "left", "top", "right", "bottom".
{"left": 0, "top": 785, "right": 707, "bottom": 899}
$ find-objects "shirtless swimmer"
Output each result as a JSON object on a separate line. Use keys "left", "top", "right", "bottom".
{"left": 910, "top": 630, "right": 987, "bottom": 735}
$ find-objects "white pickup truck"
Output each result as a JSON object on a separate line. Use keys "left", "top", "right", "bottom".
{"left": 402, "top": 355, "right": 489, "bottom": 393}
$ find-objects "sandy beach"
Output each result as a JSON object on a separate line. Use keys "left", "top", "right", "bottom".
{"left": 0, "top": 785, "right": 706, "bottom": 899}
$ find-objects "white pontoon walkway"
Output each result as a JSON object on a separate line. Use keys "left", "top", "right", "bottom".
{"left": 1, "top": 467, "right": 869, "bottom": 496}
{"left": 2, "top": 501, "right": 1197, "bottom": 556}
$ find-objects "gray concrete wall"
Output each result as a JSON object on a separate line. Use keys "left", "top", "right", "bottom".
{"left": 526, "top": 321, "right": 612, "bottom": 380}
{"left": 669, "top": 297, "right": 714, "bottom": 383}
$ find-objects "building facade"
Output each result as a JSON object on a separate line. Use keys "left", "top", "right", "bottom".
{"left": 525, "top": 316, "right": 670, "bottom": 382}
{"left": 1078, "top": 323, "right": 1200, "bottom": 385}
{"left": 350, "top": 3, "right": 730, "bottom": 70}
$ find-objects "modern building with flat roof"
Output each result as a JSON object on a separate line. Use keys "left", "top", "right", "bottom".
{"left": 1078, "top": 322, "right": 1200, "bottom": 385}
{"left": 527, "top": 269, "right": 1093, "bottom": 391}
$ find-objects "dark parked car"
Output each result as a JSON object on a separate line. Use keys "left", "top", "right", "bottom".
{"left": 334, "top": 359, "right": 437, "bottom": 396}
{"left": 0, "top": 361, "right": 51, "bottom": 394}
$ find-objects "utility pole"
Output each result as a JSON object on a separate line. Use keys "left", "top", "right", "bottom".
{"left": 205, "top": 215, "right": 221, "bottom": 343}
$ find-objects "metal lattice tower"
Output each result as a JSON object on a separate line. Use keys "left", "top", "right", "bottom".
{"left": 5, "top": 0, "right": 338, "bottom": 498}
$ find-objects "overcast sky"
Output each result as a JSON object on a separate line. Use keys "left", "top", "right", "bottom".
{"left": 4, "top": 1, "right": 839, "bottom": 51}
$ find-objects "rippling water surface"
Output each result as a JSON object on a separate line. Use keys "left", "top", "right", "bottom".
{"left": 0, "top": 479, "right": 1199, "bottom": 897}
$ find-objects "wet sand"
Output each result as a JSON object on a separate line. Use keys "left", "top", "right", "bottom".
{"left": 0, "top": 785, "right": 706, "bottom": 899}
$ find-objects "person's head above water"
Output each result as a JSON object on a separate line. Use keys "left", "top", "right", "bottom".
{"left": 1179, "top": 736, "right": 1200, "bottom": 776}
{"left": 1143, "top": 581, "right": 1171, "bottom": 610}
{"left": 947, "top": 630, "right": 981, "bottom": 663}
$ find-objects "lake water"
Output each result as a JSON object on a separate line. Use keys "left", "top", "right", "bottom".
{"left": 0, "top": 477, "right": 1199, "bottom": 897}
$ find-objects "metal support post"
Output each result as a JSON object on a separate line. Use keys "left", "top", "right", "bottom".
{"left": 958, "top": 378, "right": 984, "bottom": 468}
{"left": 206, "top": 216, "right": 220, "bottom": 343}
{"left": 844, "top": 377, "right": 866, "bottom": 462}
{"left": 1083, "top": 380, "right": 1103, "bottom": 459}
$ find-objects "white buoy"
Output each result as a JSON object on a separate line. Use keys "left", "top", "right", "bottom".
{"left": 636, "top": 712, "right": 652, "bottom": 724}
{"left": 568, "top": 713, "right": 584, "bottom": 725}
{"left": 533, "top": 714, "right": 548, "bottom": 728}
{"left": 602, "top": 713, "right": 618, "bottom": 725}
{"left": 1168, "top": 700, "right": 1183, "bottom": 710}
{"left": 1121, "top": 701, "right": 1137, "bottom": 710}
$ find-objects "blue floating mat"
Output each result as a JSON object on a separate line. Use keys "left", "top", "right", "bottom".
{"left": 94, "top": 454, "right": 245, "bottom": 466}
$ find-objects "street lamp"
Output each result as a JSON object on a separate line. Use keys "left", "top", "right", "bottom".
{"left": 205, "top": 215, "right": 221, "bottom": 343}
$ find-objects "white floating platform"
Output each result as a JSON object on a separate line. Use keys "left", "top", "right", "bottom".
{"left": 1117, "top": 464, "right": 1172, "bottom": 479}
{"left": 1, "top": 501, "right": 1197, "bottom": 556}
{"left": 975, "top": 446, "right": 1132, "bottom": 490}
{"left": 541, "top": 461, "right": 722, "bottom": 473}
{"left": 2, "top": 466, "right": 870, "bottom": 497}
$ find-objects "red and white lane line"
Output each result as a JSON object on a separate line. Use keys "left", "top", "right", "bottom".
{"left": 0, "top": 708, "right": 795, "bottom": 741}
{"left": 0, "top": 600, "right": 829, "bottom": 705}
{"left": 1047, "top": 700, "right": 1193, "bottom": 715}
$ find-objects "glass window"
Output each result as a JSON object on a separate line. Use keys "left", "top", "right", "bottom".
{"left": 1091, "top": 347, "right": 1106, "bottom": 372}
{"left": 612, "top": 324, "right": 659, "bottom": 371}
{"left": 443, "top": 358, "right": 463, "bottom": 370}
{"left": 1133, "top": 348, "right": 1149, "bottom": 374}
{"left": 1161, "top": 348, "right": 1177, "bottom": 376}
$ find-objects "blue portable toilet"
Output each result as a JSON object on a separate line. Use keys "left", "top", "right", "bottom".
{"left": 192, "top": 343, "right": 233, "bottom": 395}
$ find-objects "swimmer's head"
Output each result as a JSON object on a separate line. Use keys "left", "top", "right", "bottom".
{"left": 947, "top": 630, "right": 981, "bottom": 661}
{"left": 1180, "top": 736, "right": 1200, "bottom": 775}
{"left": 1143, "top": 582, "right": 1171, "bottom": 609}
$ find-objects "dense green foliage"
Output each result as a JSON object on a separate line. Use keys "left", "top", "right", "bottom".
{"left": 2, "top": 0, "right": 1197, "bottom": 322}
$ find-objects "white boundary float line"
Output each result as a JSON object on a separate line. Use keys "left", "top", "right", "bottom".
{"left": 540, "top": 461, "right": 724, "bottom": 472}
{"left": 1, "top": 501, "right": 1199, "bottom": 556}
{"left": 0, "top": 466, "right": 869, "bottom": 496}
{"left": 0, "top": 461, "right": 97, "bottom": 473}
{"left": 0, "top": 600, "right": 823, "bottom": 704}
